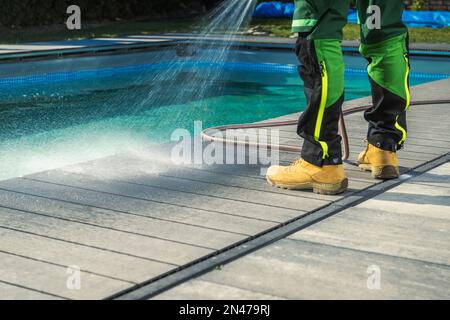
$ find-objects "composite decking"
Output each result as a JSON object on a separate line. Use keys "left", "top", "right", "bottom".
{"left": 156, "top": 162, "right": 450, "bottom": 300}
{"left": 0, "top": 74, "right": 449, "bottom": 298}
{"left": 2, "top": 34, "right": 449, "bottom": 57}
{"left": 0, "top": 38, "right": 174, "bottom": 58}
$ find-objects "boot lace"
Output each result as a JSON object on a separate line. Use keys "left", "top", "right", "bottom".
{"left": 286, "top": 159, "right": 303, "bottom": 172}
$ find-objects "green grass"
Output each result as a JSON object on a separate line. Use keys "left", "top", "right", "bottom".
{"left": 250, "top": 19, "right": 450, "bottom": 44}
{"left": 0, "top": 19, "right": 197, "bottom": 44}
{"left": 1, "top": 18, "right": 449, "bottom": 44}
{"left": 408, "top": 26, "right": 450, "bottom": 44}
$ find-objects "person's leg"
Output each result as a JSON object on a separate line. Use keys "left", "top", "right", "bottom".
{"left": 296, "top": 38, "right": 345, "bottom": 167}
{"left": 293, "top": 0, "right": 348, "bottom": 167}
{"left": 266, "top": 0, "right": 349, "bottom": 194}
{"left": 357, "top": 0, "right": 409, "bottom": 179}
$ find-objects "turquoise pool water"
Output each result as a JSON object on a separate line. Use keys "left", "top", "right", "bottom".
{"left": 0, "top": 55, "right": 442, "bottom": 180}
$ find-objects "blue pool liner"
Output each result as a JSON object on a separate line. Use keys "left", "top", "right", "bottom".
{"left": 253, "top": 2, "right": 450, "bottom": 28}
{"left": 0, "top": 61, "right": 448, "bottom": 89}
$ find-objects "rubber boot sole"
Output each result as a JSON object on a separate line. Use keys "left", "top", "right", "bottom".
{"left": 359, "top": 163, "right": 399, "bottom": 180}
{"left": 266, "top": 177, "right": 348, "bottom": 195}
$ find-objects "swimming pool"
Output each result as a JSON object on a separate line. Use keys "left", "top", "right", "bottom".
{"left": 0, "top": 45, "right": 448, "bottom": 180}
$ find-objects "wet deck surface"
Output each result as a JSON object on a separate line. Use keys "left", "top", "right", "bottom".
{"left": 155, "top": 162, "right": 450, "bottom": 299}
{"left": 0, "top": 77, "right": 449, "bottom": 299}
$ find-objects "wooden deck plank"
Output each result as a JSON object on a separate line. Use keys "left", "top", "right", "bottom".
{"left": 344, "top": 116, "right": 450, "bottom": 127}
{"left": 247, "top": 131, "right": 450, "bottom": 151}
{"left": 155, "top": 156, "right": 450, "bottom": 300}
{"left": 60, "top": 156, "right": 331, "bottom": 211}
{"left": 0, "top": 207, "right": 212, "bottom": 266}
{"left": 220, "top": 128, "right": 442, "bottom": 164}
{"left": 0, "top": 227, "right": 174, "bottom": 284}
{"left": 0, "top": 187, "right": 247, "bottom": 249}
{"left": 318, "top": 137, "right": 448, "bottom": 156}
{"left": 0, "top": 180, "right": 276, "bottom": 236}
{"left": 0, "top": 281, "right": 64, "bottom": 300}
{"left": 96, "top": 153, "right": 375, "bottom": 192}
{"left": 162, "top": 238, "right": 450, "bottom": 300}
{"left": 275, "top": 126, "right": 450, "bottom": 142}
{"left": 0, "top": 251, "right": 130, "bottom": 300}
{"left": 228, "top": 129, "right": 450, "bottom": 156}
{"left": 410, "top": 162, "right": 450, "bottom": 189}
{"left": 290, "top": 207, "right": 450, "bottom": 266}
{"left": 289, "top": 181, "right": 450, "bottom": 266}
{"left": 153, "top": 166, "right": 344, "bottom": 201}
{"left": 153, "top": 279, "right": 286, "bottom": 300}
{"left": 347, "top": 128, "right": 450, "bottom": 143}
{"left": 12, "top": 172, "right": 305, "bottom": 223}
{"left": 357, "top": 183, "right": 450, "bottom": 220}
{"left": 179, "top": 161, "right": 378, "bottom": 192}
{"left": 278, "top": 151, "right": 430, "bottom": 168}
{"left": 190, "top": 164, "right": 270, "bottom": 179}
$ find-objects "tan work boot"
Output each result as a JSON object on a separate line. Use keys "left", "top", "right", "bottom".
{"left": 266, "top": 159, "right": 348, "bottom": 195}
{"left": 358, "top": 143, "right": 400, "bottom": 179}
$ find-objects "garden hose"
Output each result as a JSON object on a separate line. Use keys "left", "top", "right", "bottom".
{"left": 201, "top": 99, "right": 450, "bottom": 162}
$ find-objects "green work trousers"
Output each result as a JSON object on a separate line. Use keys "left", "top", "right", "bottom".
{"left": 292, "top": 0, "right": 410, "bottom": 167}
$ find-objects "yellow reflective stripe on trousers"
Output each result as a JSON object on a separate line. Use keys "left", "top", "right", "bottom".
{"left": 395, "top": 54, "right": 411, "bottom": 145}
{"left": 394, "top": 116, "right": 407, "bottom": 144}
{"left": 315, "top": 61, "right": 329, "bottom": 159}
{"left": 404, "top": 54, "right": 411, "bottom": 110}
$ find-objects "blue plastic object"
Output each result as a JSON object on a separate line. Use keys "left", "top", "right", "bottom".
{"left": 253, "top": 2, "right": 295, "bottom": 19}
{"left": 253, "top": 2, "right": 450, "bottom": 28}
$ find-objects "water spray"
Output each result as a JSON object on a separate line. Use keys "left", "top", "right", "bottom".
{"left": 127, "top": 0, "right": 258, "bottom": 118}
